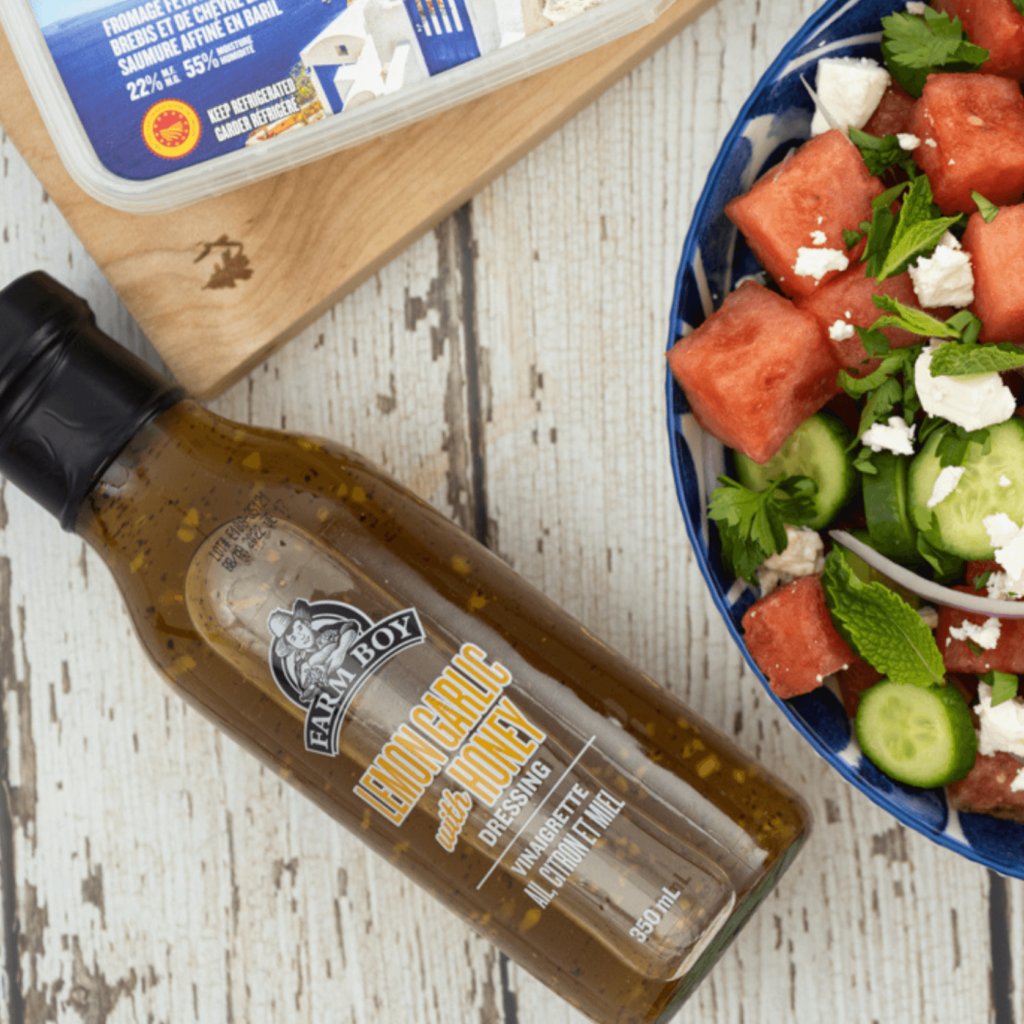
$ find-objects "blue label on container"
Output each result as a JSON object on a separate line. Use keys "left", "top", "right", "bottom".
{"left": 30, "top": 0, "right": 502, "bottom": 180}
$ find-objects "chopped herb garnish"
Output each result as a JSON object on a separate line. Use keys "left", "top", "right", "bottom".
{"left": 973, "top": 570, "right": 993, "bottom": 591}
{"left": 880, "top": 8, "right": 989, "bottom": 97}
{"left": 971, "top": 190, "right": 1000, "bottom": 223}
{"left": 822, "top": 550, "right": 946, "bottom": 686}
{"left": 707, "top": 475, "right": 818, "bottom": 585}
{"left": 983, "top": 670, "right": 1020, "bottom": 707}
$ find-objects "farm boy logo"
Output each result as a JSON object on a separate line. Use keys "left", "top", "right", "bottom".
{"left": 267, "top": 598, "right": 425, "bottom": 755}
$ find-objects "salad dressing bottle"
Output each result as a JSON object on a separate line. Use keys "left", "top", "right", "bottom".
{"left": 0, "top": 272, "right": 810, "bottom": 1024}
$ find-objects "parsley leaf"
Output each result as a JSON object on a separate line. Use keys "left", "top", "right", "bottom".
{"left": 866, "top": 175, "right": 962, "bottom": 281}
{"left": 708, "top": 475, "right": 818, "bottom": 584}
{"left": 929, "top": 341, "right": 1024, "bottom": 376}
{"left": 973, "top": 570, "right": 993, "bottom": 591}
{"left": 880, "top": 8, "right": 989, "bottom": 97}
{"left": 983, "top": 670, "right": 1019, "bottom": 706}
{"left": 971, "top": 190, "right": 1000, "bottom": 223}
{"left": 854, "top": 376, "right": 903, "bottom": 445}
{"left": 822, "top": 550, "right": 946, "bottom": 686}
{"left": 849, "top": 127, "right": 920, "bottom": 179}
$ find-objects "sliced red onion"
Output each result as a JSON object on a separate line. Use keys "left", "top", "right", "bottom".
{"left": 829, "top": 529, "right": 1024, "bottom": 619}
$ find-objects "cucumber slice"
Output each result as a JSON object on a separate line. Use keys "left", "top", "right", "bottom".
{"left": 863, "top": 451, "right": 919, "bottom": 564}
{"left": 908, "top": 418, "right": 1024, "bottom": 560}
{"left": 855, "top": 678, "right": 977, "bottom": 788}
{"left": 734, "top": 412, "right": 855, "bottom": 530}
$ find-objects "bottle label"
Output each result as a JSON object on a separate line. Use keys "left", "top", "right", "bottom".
{"left": 267, "top": 597, "right": 426, "bottom": 755}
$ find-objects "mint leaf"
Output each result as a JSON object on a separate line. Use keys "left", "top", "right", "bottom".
{"left": 849, "top": 127, "right": 920, "bottom": 179}
{"left": 881, "top": 8, "right": 989, "bottom": 97}
{"left": 929, "top": 342, "right": 1024, "bottom": 376}
{"left": 708, "top": 475, "right": 818, "bottom": 584}
{"left": 983, "top": 670, "right": 1019, "bottom": 706}
{"left": 822, "top": 551, "right": 946, "bottom": 686}
{"left": 971, "top": 190, "right": 1000, "bottom": 223}
{"left": 869, "top": 175, "right": 962, "bottom": 282}
{"left": 870, "top": 293, "right": 960, "bottom": 338}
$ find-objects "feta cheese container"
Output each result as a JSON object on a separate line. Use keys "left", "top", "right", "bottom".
{"left": 1, "top": 0, "right": 669, "bottom": 212}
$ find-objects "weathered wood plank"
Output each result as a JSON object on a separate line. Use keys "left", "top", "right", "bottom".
{"left": 0, "top": 0, "right": 1020, "bottom": 1020}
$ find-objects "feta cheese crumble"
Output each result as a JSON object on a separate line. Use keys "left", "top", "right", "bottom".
{"left": 975, "top": 682, "right": 1024, "bottom": 760}
{"left": 905, "top": 0, "right": 927, "bottom": 12}
{"left": 756, "top": 526, "right": 825, "bottom": 596}
{"left": 1000, "top": 475, "right": 1012, "bottom": 487}
{"left": 949, "top": 616, "right": 1002, "bottom": 650}
{"left": 828, "top": 319, "right": 855, "bottom": 341}
{"left": 793, "top": 247, "right": 849, "bottom": 281}
{"left": 983, "top": 514, "right": 1024, "bottom": 598}
{"left": 860, "top": 415, "right": 916, "bottom": 456}
{"left": 909, "top": 234, "right": 974, "bottom": 308}
{"left": 926, "top": 464, "right": 965, "bottom": 508}
{"left": 810, "top": 57, "right": 891, "bottom": 136}
{"left": 810, "top": 230, "right": 827, "bottom": 245}
{"left": 914, "top": 343, "right": 1016, "bottom": 431}
{"left": 897, "top": 133, "right": 921, "bottom": 150}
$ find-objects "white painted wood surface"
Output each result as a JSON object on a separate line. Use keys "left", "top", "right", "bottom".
{"left": 0, "top": 0, "right": 1021, "bottom": 1020}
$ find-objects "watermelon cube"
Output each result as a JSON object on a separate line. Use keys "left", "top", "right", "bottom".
{"left": 948, "top": 751, "right": 1024, "bottom": 820}
{"left": 911, "top": 73, "right": 1024, "bottom": 214}
{"left": 668, "top": 281, "right": 839, "bottom": 463}
{"left": 936, "top": 587, "right": 1024, "bottom": 672}
{"left": 863, "top": 80, "right": 917, "bottom": 138}
{"left": 796, "top": 264, "right": 939, "bottom": 377}
{"left": 965, "top": 559, "right": 1002, "bottom": 588}
{"left": 932, "top": 0, "right": 1024, "bottom": 82}
{"left": 742, "top": 575, "right": 855, "bottom": 698}
{"left": 725, "top": 130, "right": 885, "bottom": 299}
{"left": 962, "top": 204, "right": 1024, "bottom": 343}
{"left": 835, "top": 657, "right": 884, "bottom": 717}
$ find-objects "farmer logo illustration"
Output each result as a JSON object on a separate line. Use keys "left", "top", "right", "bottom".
{"left": 268, "top": 598, "right": 425, "bottom": 755}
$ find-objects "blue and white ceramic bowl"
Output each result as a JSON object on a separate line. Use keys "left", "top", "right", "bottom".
{"left": 666, "top": 0, "right": 1024, "bottom": 878}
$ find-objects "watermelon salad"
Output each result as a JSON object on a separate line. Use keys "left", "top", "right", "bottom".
{"left": 668, "top": 0, "right": 1024, "bottom": 823}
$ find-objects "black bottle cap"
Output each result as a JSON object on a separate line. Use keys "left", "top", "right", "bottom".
{"left": 0, "top": 272, "right": 184, "bottom": 531}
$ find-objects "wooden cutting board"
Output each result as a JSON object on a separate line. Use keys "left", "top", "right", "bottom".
{"left": 0, "top": 0, "right": 714, "bottom": 397}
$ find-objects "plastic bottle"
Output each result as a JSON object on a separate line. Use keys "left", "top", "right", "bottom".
{"left": 0, "top": 272, "right": 810, "bottom": 1024}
